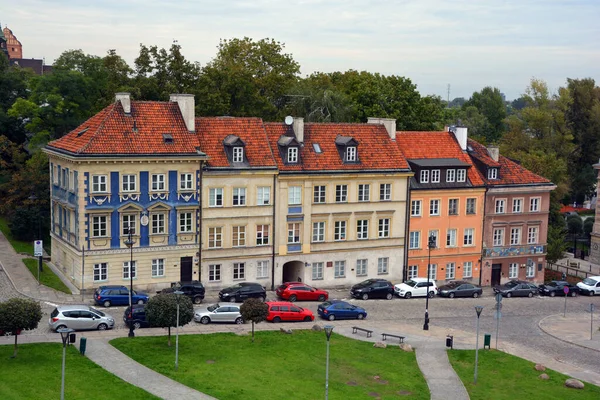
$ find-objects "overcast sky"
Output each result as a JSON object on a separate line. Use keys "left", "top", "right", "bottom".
{"left": 5, "top": 0, "right": 599, "bottom": 100}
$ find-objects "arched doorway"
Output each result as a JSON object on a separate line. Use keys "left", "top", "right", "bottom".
{"left": 282, "top": 260, "right": 305, "bottom": 283}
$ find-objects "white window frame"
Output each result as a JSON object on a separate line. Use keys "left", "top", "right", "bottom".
{"left": 512, "top": 198, "right": 523, "bottom": 213}
{"left": 232, "top": 225, "right": 246, "bottom": 247}
{"left": 528, "top": 226, "right": 539, "bottom": 244}
{"left": 420, "top": 170, "right": 429, "bottom": 183}
{"left": 358, "top": 184, "right": 370, "bottom": 202}
{"left": 448, "top": 199, "right": 458, "bottom": 215}
{"left": 488, "top": 168, "right": 498, "bottom": 179}
{"left": 179, "top": 212, "right": 193, "bottom": 233}
{"left": 377, "top": 257, "right": 388, "bottom": 274}
{"left": 257, "top": 261, "right": 269, "bottom": 279}
{"left": 463, "top": 228, "right": 474, "bottom": 246}
{"left": 233, "top": 187, "right": 246, "bottom": 206}
{"left": 93, "top": 263, "right": 108, "bottom": 282}
{"left": 233, "top": 147, "right": 244, "bottom": 163}
{"left": 312, "top": 221, "right": 325, "bottom": 243}
{"left": 463, "top": 261, "right": 472, "bottom": 278}
{"left": 334, "top": 260, "right": 345, "bottom": 278}
{"left": 335, "top": 184, "right": 348, "bottom": 203}
{"left": 91, "top": 175, "right": 107, "bottom": 193}
{"left": 257, "top": 186, "right": 271, "bottom": 205}
{"left": 409, "top": 231, "right": 421, "bottom": 249}
{"left": 152, "top": 259, "right": 165, "bottom": 277}
{"left": 287, "top": 147, "right": 298, "bottom": 163}
{"left": 356, "top": 259, "right": 367, "bottom": 276}
{"left": 430, "top": 199, "right": 440, "bottom": 216}
{"left": 180, "top": 173, "right": 193, "bottom": 190}
{"left": 208, "top": 227, "right": 223, "bottom": 248}
{"left": 428, "top": 264, "right": 437, "bottom": 280}
{"left": 446, "top": 229, "right": 457, "bottom": 247}
{"left": 530, "top": 197, "right": 541, "bottom": 212}
{"left": 380, "top": 183, "right": 391, "bottom": 201}
{"left": 122, "top": 214, "right": 136, "bottom": 236}
{"left": 122, "top": 174, "right": 137, "bottom": 192}
{"left": 334, "top": 220, "right": 347, "bottom": 241}
{"left": 408, "top": 265, "right": 418, "bottom": 279}
{"left": 288, "top": 223, "right": 301, "bottom": 244}
{"left": 509, "top": 263, "right": 518, "bottom": 279}
{"left": 431, "top": 169, "right": 440, "bottom": 183}
{"left": 233, "top": 262, "right": 245, "bottom": 280}
{"left": 510, "top": 227, "right": 521, "bottom": 245}
{"left": 526, "top": 262, "right": 535, "bottom": 278}
{"left": 411, "top": 200, "right": 422, "bottom": 217}
{"left": 312, "top": 262, "right": 324, "bottom": 280}
{"left": 209, "top": 264, "right": 221, "bottom": 281}
{"left": 313, "top": 185, "right": 326, "bottom": 203}
{"left": 493, "top": 228, "right": 505, "bottom": 246}
{"left": 209, "top": 188, "right": 223, "bottom": 207}
{"left": 466, "top": 198, "right": 476, "bottom": 214}
{"left": 151, "top": 174, "right": 166, "bottom": 191}
{"left": 346, "top": 146, "right": 356, "bottom": 162}
{"left": 446, "top": 169, "right": 455, "bottom": 183}
{"left": 378, "top": 218, "right": 390, "bottom": 238}
{"left": 457, "top": 169, "right": 466, "bottom": 182}
{"left": 428, "top": 230, "right": 439, "bottom": 248}
{"left": 123, "top": 260, "right": 137, "bottom": 279}
{"left": 288, "top": 186, "right": 302, "bottom": 205}
{"left": 256, "top": 225, "right": 270, "bottom": 246}
{"left": 151, "top": 213, "right": 166, "bottom": 234}
{"left": 445, "top": 262, "right": 455, "bottom": 280}
{"left": 495, "top": 199, "right": 506, "bottom": 214}
{"left": 92, "top": 215, "right": 108, "bottom": 237}
{"left": 357, "top": 219, "right": 369, "bottom": 240}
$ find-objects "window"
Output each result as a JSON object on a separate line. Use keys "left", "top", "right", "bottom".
{"left": 92, "top": 216, "right": 107, "bottom": 237}
{"left": 233, "top": 187, "right": 246, "bottom": 206}
{"left": 287, "top": 147, "right": 298, "bottom": 163}
{"left": 378, "top": 218, "right": 390, "bottom": 238}
{"left": 512, "top": 198, "right": 523, "bottom": 213}
{"left": 257, "top": 187, "right": 270, "bottom": 205}
{"left": 430, "top": 199, "right": 440, "bottom": 216}
{"left": 357, "top": 220, "right": 369, "bottom": 240}
{"left": 152, "top": 259, "right": 164, "bottom": 277}
{"left": 334, "top": 261, "right": 345, "bottom": 278}
{"left": 312, "top": 262, "right": 324, "bottom": 280}
{"left": 180, "top": 173, "right": 193, "bottom": 190}
{"left": 380, "top": 183, "right": 391, "bottom": 201}
{"left": 428, "top": 230, "right": 439, "bottom": 248}
{"left": 510, "top": 227, "right": 521, "bottom": 245}
{"left": 257, "top": 261, "right": 269, "bottom": 279}
{"left": 151, "top": 213, "right": 165, "bottom": 234}
{"left": 420, "top": 170, "right": 429, "bottom": 183}
{"left": 358, "top": 184, "right": 370, "bottom": 201}
{"left": 378, "top": 257, "right": 388, "bottom": 274}
{"left": 233, "top": 262, "right": 245, "bottom": 279}
{"left": 466, "top": 198, "right": 476, "bottom": 215}
{"left": 530, "top": 197, "right": 540, "bottom": 212}
{"left": 92, "top": 175, "right": 107, "bottom": 193}
{"left": 233, "top": 147, "right": 244, "bottom": 162}
{"left": 232, "top": 226, "right": 246, "bottom": 247}
{"left": 123, "top": 260, "right": 137, "bottom": 279}
{"left": 431, "top": 169, "right": 440, "bottom": 183}
{"left": 151, "top": 174, "right": 165, "bottom": 191}
{"left": 93, "top": 263, "right": 107, "bottom": 282}
{"left": 428, "top": 264, "right": 437, "bottom": 280}
{"left": 62, "top": 169, "right": 68, "bottom": 189}
{"left": 463, "top": 228, "right": 474, "bottom": 246}
{"left": 445, "top": 262, "right": 455, "bottom": 279}
{"left": 457, "top": 169, "right": 466, "bottom": 182}
{"left": 313, "top": 186, "right": 326, "bottom": 203}
{"left": 288, "top": 186, "right": 301, "bottom": 205}
{"left": 209, "top": 264, "right": 221, "bottom": 281}
{"left": 288, "top": 223, "right": 300, "bottom": 244}
{"left": 208, "top": 227, "right": 223, "bottom": 248}
{"left": 346, "top": 146, "right": 357, "bottom": 161}
{"left": 256, "top": 225, "right": 270, "bottom": 246}
{"left": 509, "top": 263, "right": 518, "bottom": 279}
{"left": 526, "top": 261, "right": 535, "bottom": 278}
{"left": 312, "top": 222, "right": 325, "bottom": 242}
{"left": 179, "top": 212, "right": 193, "bottom": 233}
{"left": 528, "top": 227, "right": 539, "bottom": 244}
{"left": 209, "top": 188, "right": 223, "bottom": 207}
{"left": 335, "top": 185, "right": 347, "bottom": 202}
{"left": 446, "top": 169, "right": 455, "bottom": 182}
{"left": 356, "top": 259, "right": 367, "bottom": 276}
{"left": 122, "top": 214, "right": 136, "bottom": 236}
{"left": 463, "top": 261, "right": 472, "bottom": 278}
{"left": 408, "top": 265, "right": 418, "bottom": 279}
{"left": 488, "top": 168, "right": 498, "bottom": 179}
{"left": 122, "top": 174, "right": 136, "bottom": 192}
{"left": 493, "top": 228, "right": 504, "bottom": 246}
{"left": 446, "top": 229, "right": 457, "bottom": 247}
{"left": 69, "top": 171, "right": 75, "bottom": 192}
{"left": 495, "top": 199, "right": 505, "bottom": 214}
{"left": 334, "top": 221, "right": 347, "bottom": 241}
{"left": 411, "top": 200, "right": 422, "bottom": 216}
{"left": 409, "top": 231, "right": 421, "bottom": 249}
{"left": 448, "top": 199, "right": 458, "bottom": 215}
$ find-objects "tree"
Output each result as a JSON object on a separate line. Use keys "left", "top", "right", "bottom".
{"left": 583, "top": 217, "right": 595, "bottom": 237}
{"left": 0, "top": 298, "right": 42, "bottom": 358}
{"left": 463, "top": 87, "right": 507, "bottom": 143}
{"left": 239, "top": 298, "right": 268, "bottom": 343}
{"left": 566, "top": 214, "right": 583, "bottom": 254}
{"left": 546, "top": 223, "right": 568, "bottom": 263}
{"left": 145, "top": 293, "right": 194, "bottom": 346}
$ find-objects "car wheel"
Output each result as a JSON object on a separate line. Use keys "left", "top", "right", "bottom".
{"left": 133, "top": 321, "right": 141, "bottom": 330}
{"left": 428, "top": 291, "right": 435, "bottom": 299}
{"left": 289, "top": 295, "right": 297, "bottom": 302}
{"left": 449, "top": 292, "right": 455, "bottom": 299}
{"left": 273, "top": 316, "right": 281, "bottom": 323}
{"left": 528, "top": 292, "right": 533, "bottom": 298}
{"left": 571, "top": 291, "right": 577, "bottom": 297}
{"left": 303, "top": 316, "right": 312, "bottom": 322}
{"left": 103, "top": 300, "right": 111, "bottom": 307}
{"left": 328, "top": 314, "right": 336, "bottom": 321}
{"left": 235, "top": 317, "right": 243, "bottom": 325}
{"left": 259, "top": 296, "right": 266, "bottom": 302}
{"left": 405, "top": 292, "right": 412, "bottom": 299}
{"left": 386, "top": 293, "right": 393, "bottom": 300}
{"left": 550, "top": 291, "right": 556, "bottom": 297}
{"left": 362, "top": 293, "right": 369, "bottom": 300}
{"left": 357, "top": 313, "right": 365, "bottom": 320}
{"left": 137, "top": 299, "right": 145, "bottom": 305}
{"left": 200, "top": 316, "right": 210, "bottom": 325}
{"left": 97, "top": 323, "right": 108, "bottom": 331}
{"left": 55, "top": 325, "right": 67, "bottom": 332}
{"left": 318, "top": 295, "right": 326, "bottom": 302}
{"left": 229, "top": 297, "right": 237, "bottom": 303}
{"left": 194, "top": 296, "right": 203, "bottom": 304}
{"left": 506, "top": 292, "right": 512, "bottom": 298}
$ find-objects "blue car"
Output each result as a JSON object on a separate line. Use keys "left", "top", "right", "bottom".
{"left": 95, "top": 285, "right": 149, "bottom": 307}
{"left": 317, "top": 300, "right": 367, "bottom": 321}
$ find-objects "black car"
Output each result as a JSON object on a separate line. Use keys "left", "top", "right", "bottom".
{"left": 219, "top": 282, "right": 267, "bottom": 302}
{"left": 123, "top": 304, "right": 150, "bottom": 330}
{"left": 437, "top": 281, "right": 483, "bottom": 298}
{"left": 160, "top": 281, "right": 206, "bottom": 304}
{"left": 350, "top": 279, "right": 394, "bottom": 300}
{"left": 493, "top": 280, "right": 538, "bottom": 298}
{"left": 538, "top": 281, "right": 579, "bottom": 297}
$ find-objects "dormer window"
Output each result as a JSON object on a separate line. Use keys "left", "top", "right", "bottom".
{"left": 287, "top": 147, "right": 298, "bottom": 163}
{"left": 431, "top": 170, "right": 440, "bottom": 183}
{"left": 277, "top": 135, "right": 301, "bottom": 164}
{"left": 420, "top": 170, "right": 430, "bottom": 183}
{"left": 457, "top": 169, "right": 466, "bottom": 182}
{"left": 488, "top": 168, "right": 498, "bottom": 180}
{"left": 335, "top": 135, "right": 359, "bottom": 164}
{"left": 233, "top": 147, "right": 244, "bottom": 163}
{"left": 223, "top": 135, "right": 247, "bottom": 165}
{"left": 346, "top": 146, "right": 356, "bottom": 162}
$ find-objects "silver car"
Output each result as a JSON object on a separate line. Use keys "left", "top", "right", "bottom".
{"left": 194, "top": 303, "right": 243, "bottom": 324}
{"left": 49, "top": 305, "right": 115, "bottom": 332}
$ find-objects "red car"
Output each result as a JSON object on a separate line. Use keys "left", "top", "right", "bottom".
{"left": 275, "top": 282, "right": 329, "bottom": 302}
{"left": 266, "top": 301, "right": 315, "bottom": 322}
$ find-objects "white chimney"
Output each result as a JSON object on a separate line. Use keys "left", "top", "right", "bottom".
{"left": 452, "top": 126, "right": 468, "bottom": 151}
{"left": 293, "top": 117, "right": 304, "bottom": 143}
{"left": 170, "top": 94, "right": 195, "bottom": 132}
{"left": 115, "top": 92, "right": 131, "bottom": 114}
{"left": 487, "top": 145, "right": 499, "bottom": 162}
{"left": 367, "top": 117, "right": 396, "bottom": 140}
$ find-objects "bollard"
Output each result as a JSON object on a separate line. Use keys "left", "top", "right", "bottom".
{"left": 80, "top": 337, "right": 87, "bottom": 356}
{"left": 446, "top": 335, "right": 454, "bottom": 349}
{"left": 484, "top": 334, "right": 491, "bottom": 349}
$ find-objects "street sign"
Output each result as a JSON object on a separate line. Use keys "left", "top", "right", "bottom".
{"left": 563, "top": 286, "right": 569, "bottom": 295}
{"left": 494, "top": 303, "right": 503, "bottom": 311}
{"left": 494, "top": 311, "right": 502, "bottom": 320}
{"left": 495, "top": 293, "right": 503, "bottom": 303}
{"left": 34, "top": 240, "right": 43, "bottom": 257}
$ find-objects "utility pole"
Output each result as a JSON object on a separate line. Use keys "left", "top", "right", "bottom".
{"left": 447, "top": 84, "right": 451, "bottom": 107}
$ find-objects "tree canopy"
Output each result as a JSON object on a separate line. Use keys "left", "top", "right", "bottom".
{"left": 146, "top": 293, "right": 194, "bottom": 346}
{"left": 0, "top": 298, "right": 43, "bottom": 358}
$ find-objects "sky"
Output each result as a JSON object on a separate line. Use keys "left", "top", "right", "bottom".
{"left": 4, "top": 0, "right": 599, "bottom": 101}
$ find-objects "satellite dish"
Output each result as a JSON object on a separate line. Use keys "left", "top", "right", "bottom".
{"left": 284, "top": 116, "right": 294, "bottom": 125}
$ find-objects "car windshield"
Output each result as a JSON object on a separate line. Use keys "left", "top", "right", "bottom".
{"left": 582, "top": 278, "right": 598, "bottom": 286}
{"left": 355, "top": 280, "right": 375, "bottom": 288}
{"left": 404, "top": 280, "right": 418, "bottom": 287}
{"left": 226, "top": 284, "right": 243, "bottom": 291}
{"left": 277, "top": 284, "right": 288, "bottom": 290}
{"left": 504, "top": 281, "right": 519, "bottom": 288}
{"left": 444, "top": 282, "right": 460, "bottom": 289}
{"left": 207, "top": 304, "right": 219, "bottom": 312}
{"left": 90, "top": 307, "right": 105, "bottom": 316}
{"left": 547, "top": 282, "right": 558, "bottom": 287}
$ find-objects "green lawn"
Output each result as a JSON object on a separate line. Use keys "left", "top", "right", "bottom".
{"left": 0, "top": 216, "right": 33, "bottom": 255}
{"left": 111, "top": 330, "right": 428, "bottom": 399}
{"left": 22, "top": 258, "right": 71, "bottom": 294}
{"left": 448, "top": 349, "right": 600, "bottom": 399}
{"left": 0, "top": 343, "right": 159, "bottom": 399}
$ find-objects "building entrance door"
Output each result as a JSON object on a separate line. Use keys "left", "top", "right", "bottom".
{"left": 180, "top": 257, "right": 193, "bottom": 282}
{"left": 491, "top": 263, "right": 502, "bottom": 286}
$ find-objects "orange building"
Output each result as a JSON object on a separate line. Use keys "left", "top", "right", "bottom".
{"left": 2, "top": 26, "right": 23, "bottom": 59}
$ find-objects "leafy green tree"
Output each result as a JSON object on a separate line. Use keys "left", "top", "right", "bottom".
{"left": 546, "top": 224, "right": 568, "bottom": 263}
{"left": 240, "top": 298, "right": 268, "bottom": 343}
{"left": 0, "top": 53, "right": 33, "bottom": 144}
{"left": 583, "top": 217, "right": 595, "bottom": 237}
{"left": 463, "top": 86, "right": 507, "bottom": 143}
{"left": 0, "top": 298, "right": 42, "bottom": 358}
{"left": 146, "top": 293, "right": 194, "bottom": 346}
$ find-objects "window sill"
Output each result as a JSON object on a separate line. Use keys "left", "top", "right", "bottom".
{"left": 377, "top": 272, "right": 389, "bottom": 275}
{"left": 151, "top": 275, "right": 165, "bottom": 279}
{"left": 256, "top": 276, "right": 269, "bottom": 280}
{"left": 334, "top": 276, "right": 346, "bottom": 279}
{"left": 209, "top": 205, "right": 224, "bottom": 208}
{"left": 312, "top": 278, "right": 324, "bottom": 281}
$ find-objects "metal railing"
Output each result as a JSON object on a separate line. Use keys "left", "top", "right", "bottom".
{"left": 546, "top": 262, "right": 593, "bottom": 279}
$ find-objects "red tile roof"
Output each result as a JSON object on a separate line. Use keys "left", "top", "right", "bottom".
{"left": 264, "top": 123, "right": 409, "bottom": 171}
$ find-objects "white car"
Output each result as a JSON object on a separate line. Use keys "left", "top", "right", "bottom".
{"left": 576, "top": 276, "right": 600, "bottom": 296}
{"left": 395, "top": 278, "right": 438, "bottom": 299}
{"left": 194, "top": 303, "right": 244, "bottom": 324}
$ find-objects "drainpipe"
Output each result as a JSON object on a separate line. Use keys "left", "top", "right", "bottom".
{"left": 271, "top": 174, "right": 277, "bottom": 291}
{"left": 198, "top": 160, "right": 204, "bottom": 282}
{"left": 403, "top": 176, "right": 411, "bottom": 282}
{"left": 479, "top": 187, "right": 488, "bottom": 287}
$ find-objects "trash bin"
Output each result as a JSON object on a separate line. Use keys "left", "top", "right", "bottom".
{"left": 446, "top": 335, "right": 454, "bottom": 349}
{"left": 80, "top": 337, "right": 87, "bottom": 356}
{"left": 69, "top": 333, "right": 76, "bottom": 344}
{"left": 484, "top": 334, "right": 491, "bottom": 349}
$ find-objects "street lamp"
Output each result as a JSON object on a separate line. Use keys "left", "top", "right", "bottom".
{"left": 474, "top": 305, "right": 484, "bottom": 384}
{"left": 124, "top": 224, "right": 135, "bottom": 338}
{"left": 324, "top": 325, "right": 334, "bottom": 400}
{"left": 57, "top": 327, "right": 74, "bottom": 400}
{"left": 423, "top": 235, "right": 436, "bottom": 331}
{"left": 174, "top": 290, "right": 184, "bottom": 371}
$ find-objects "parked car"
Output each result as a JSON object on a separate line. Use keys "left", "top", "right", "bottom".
{"left": 219, "top": 282, "right": 267, "bottom": 302}
{"left": 94, "top": 285, "right": 149, "bottom": 307}
{"left": 437, "top": 281, "right": 483, "bottom": 298}
{"left": 266, "top": 301, "right": 315, "bottom": 322}
{"left": 350, "top": 279, "right": 395, "bottom": 300}
{"left": 493, "top": 280, "right": 538, "bottom": 298}
{"left": 538, "top": 281, "right": 579, "bottom": 297}
{"left": 49, "top": 305, "right": 115, "bottom": 332}
{"left": 123, "top": 304, "right": 150, "bottom": 330}
{"left": 160, "top": 281, "right": 205, "bottom": 304}
{"left": 194, "top": 303, "right": 243, "bottom": 324}
{"left": 276, "top": 282, "right": 329, "bottom": 302}
{"left": 317, "top": 300, "right": 367, "bottom": 321}
{"left": 394, "top": 278, "right": 438, "bottom": 299}
{"left": 577, "top": 276, "right": 600, "bottom": 296}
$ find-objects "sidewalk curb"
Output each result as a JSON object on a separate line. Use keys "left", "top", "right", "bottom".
{"left": 538, "top": 314, "right": 600, "bottom": 353}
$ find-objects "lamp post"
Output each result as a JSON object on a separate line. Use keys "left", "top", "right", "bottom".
{"left": 124, "top": 224, "right": 135, "bottom": 338}
{"left": 423, "top": 235, "right": 436, "bottom": 331}
{"left": 474, "top": 305, "right": 484, "bottom": 384}
{"left": 57, "top": 327, "right": 74, "bottom": 400}
{"left": 174, "top": 290, "right": 184, "bottom": 371}
{"left": 324, "top": 325, "right": 334, "bottom": 400}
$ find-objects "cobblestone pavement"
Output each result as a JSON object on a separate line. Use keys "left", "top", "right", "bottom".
{"left": 0, "top": 268, "right": 24, "bottom": 302}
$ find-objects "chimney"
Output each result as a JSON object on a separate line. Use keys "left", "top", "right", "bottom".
{"left": 293, "top": 117, "right": 304, "bottom": 143}
{"left": 450, "top": 125, "right": 468, "bottom": 151}
{"left": 170, "top": 94, "right": 195, "bottom": 132}
{"left": 487, "top": 145, "right": 499, "bottom": 162}
{"left": 367, "top": 117, "right": 396, "bottom": 140}
{"left": 115, "top": 92, "right": 131, "bottom": 114}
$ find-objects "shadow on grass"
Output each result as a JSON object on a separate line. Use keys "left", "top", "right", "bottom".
{"left": 22, "top": 258, "right": 71, "bottom": 294}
